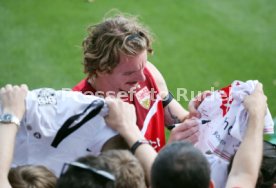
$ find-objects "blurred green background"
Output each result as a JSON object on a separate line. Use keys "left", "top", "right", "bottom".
{"left": 0, "top": 0, "right": 275, "bottom": 116}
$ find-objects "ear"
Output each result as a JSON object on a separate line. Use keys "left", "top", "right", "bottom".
{"left": 209, "top": 180, "right": 215, "bottom": 188}
{"left": 96, "top": 70, "right": 104, "bottom": 76}
{"left": 88, "top": 71, "right": 97, "bottom": 78}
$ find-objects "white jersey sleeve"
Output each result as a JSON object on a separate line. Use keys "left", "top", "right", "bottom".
{"left": 12, "top": 88, "right": 118, "bottom": 176}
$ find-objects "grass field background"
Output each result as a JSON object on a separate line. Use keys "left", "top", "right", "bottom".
{"left": 0, "top": 0, "right": 275, "bottom": 116}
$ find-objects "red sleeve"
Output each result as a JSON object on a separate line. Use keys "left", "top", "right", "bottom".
{"left": 72, "top": 78, "right": 94, "bottom": 93}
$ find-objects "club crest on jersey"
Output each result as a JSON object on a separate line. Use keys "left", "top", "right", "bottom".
{"left": 135, "top": 87, "right": 151, "bottom": 109}
{"left": 37, "top": 89, "right": 57, "bottom": 105}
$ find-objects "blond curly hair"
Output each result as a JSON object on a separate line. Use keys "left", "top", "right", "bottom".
{"left": 82, "top": 14, "right": 153, "bottom": 74}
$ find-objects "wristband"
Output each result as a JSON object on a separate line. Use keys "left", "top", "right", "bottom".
{"left": 162, "top": 92, "right": 174, "bottom": 108}
{"left": 130, "top": 140, "right": 149, "bottom": 154}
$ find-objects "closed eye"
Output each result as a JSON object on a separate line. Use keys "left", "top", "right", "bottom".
{"left": 123, "top": 71, "right": 135, "bottom": 76}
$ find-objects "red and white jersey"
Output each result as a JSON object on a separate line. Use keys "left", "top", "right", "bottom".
{"left": 128, "top": 67, "right": 165, "bottom": 151}
{"left": 10, "top": 89, "right": 118, "bottom": 176}
{"left": 195, "top": 80, "right": 274, "bottom": 188}
{"left": 196, "top": 80, "right": 274, "bottom": 160}
{"left": 73, "top": 65, "right": 166, "bottom": 151}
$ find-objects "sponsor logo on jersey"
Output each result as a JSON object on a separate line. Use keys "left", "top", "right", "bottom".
{"left": 37, "top": 89, "right": 57, "bottom": 105}
{"left": 135, "top": 86, "right": 151, "bottom": 109}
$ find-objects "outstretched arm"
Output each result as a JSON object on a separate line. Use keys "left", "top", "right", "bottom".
{"left": 0, "top": 84, "right": 28, "bottom": 188}
{"left": 226, "top": 83, "right": 267, "bottom": 188}
{"left": 104, "top": 97, "right": 157, "bottom": 186}
{"left": 146, "top": 62, "right": 189, "bottom": 123}
{"left": 147, "top": 63, "right": 202, "bottom": 144}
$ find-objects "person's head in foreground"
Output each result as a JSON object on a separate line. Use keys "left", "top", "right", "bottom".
{"left": 56, "top": 149, "right": 146, "bottom": 188}
{"left": 8, "top": 165, "right": 57, "bottom": 188}
{"left": 97, "top": 149, "right": 147, "bottom": 188}
{"left": 56, "top": 155, "right": 115, "bottom": 188}
{"left": 151, "top": 141, "right": 213, "bottom": 188}
{"left": 257, "top": 141, "right": 276, "bottom": 188}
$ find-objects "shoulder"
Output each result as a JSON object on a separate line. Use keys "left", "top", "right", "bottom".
{"left": 72, "top": 78, "right": 94, "bottom": 92}
{"left": 146, "top": 62, "right": 168, "bottom": 98}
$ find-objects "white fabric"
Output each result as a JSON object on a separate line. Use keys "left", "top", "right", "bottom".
{"left": 8, "top": 88, "right": 118, "bottom": 176}
{"left": 195, "top": 80, "right": 274, "bottom": 188}
{"left": 205, "top": 154, "right": 228, "bottom": 188}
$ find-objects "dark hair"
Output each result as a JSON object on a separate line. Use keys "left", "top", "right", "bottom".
{"left": 257, "top": 141, "right": 276, "bottom": 188}
{"left": 151, "top": 141, "right": 211, "bottom": 188}
{"left": 56, "top": 156, "right": 115, "bottom": 188}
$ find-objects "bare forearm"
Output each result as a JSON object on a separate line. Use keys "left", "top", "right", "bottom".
{"left": 0, "top": 84, "right": 27, "bottom": 188}
{"left": 164, "top": 100, "right": 189, "bottom": 125}
{"left": 134, "top": 142, "right": 157, "bottom": 186}
{"left": 226, "top": 114, "right": 264, "bottom": 188}
{"left": 104, "top": 97, "right": 157, "bottom": 185}
{"left": 233, "top": 114, "right": 263, "bottom": 175}
{"left": 0, "top": 124, "right": 17, "bottom": 180}
{"left": 119, "top": 126, "right": 157, "bottom": 186}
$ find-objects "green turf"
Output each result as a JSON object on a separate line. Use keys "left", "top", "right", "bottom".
{"left": 0, "top": 0, "right": 275, "bottom": 116}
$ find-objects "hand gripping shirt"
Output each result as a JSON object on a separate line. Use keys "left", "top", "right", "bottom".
{"left": 8, "top": 89, "right": 118, "bottom": 176}
{"left": 195, "top": 80, "right": 274, "bottom": 188}
{"left": 73, "top": 66, "right": 166, "bottom": 151}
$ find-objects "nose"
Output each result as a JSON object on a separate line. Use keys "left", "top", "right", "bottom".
{"left": 136, "top": 70, "right": 146, "bottom": 82}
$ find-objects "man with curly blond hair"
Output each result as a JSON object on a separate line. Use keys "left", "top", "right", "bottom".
{"left": 73, "top": 13, "right": 201, "bottom": 151}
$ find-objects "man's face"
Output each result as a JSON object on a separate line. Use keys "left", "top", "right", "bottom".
{"left": 98, "top": 50, "right": 147, "bottom": 94}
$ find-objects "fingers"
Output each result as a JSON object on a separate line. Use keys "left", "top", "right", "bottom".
{"left": 21, "top": 84, "right": 29, "bottom": 92}
{"left": 169, "top": 127, "right": 199, "bottom": 144}
{"left": 252, "top": 82, "right": 266, "bottom": 101}
{"left": 13, "top": 85, "right": 20, "bottom": 91}
{"left": 243, "top": 82, "right": 267, "bottom": 118}
{"left": 105, "top": 96, "right": 116, "bottom": 109}
{"left": 0, "top": 84, "right": 12, "bottom": 93}
{"left": 182, "top": 131, "right": 199, "bottom": 144}
{"left": 255, "top": 84, "right": 267, "bottom": 104}
{"left": 188, "top": 90, "right": 212, "bottom": 118}
{"left": 105, "top": 97, "right": 136, "bottom": 119}
{"left": 254, "top": 83, "right": 263, "bottom": 94}
{"left": 105, "top": 96, "right": 135, "bottom": 113}
{"left": 0, "top": 84, "right": 28, "bottom": 121}
{"left": 105, "top": 96, "right": 137, "bottom": 135}
{"left": 0, "top": 84, "right": 28, "bottom": 93}
{"left": 0, "top": 86, "right": 4, "bottom": 93}
{"left": 197, "top": 90, "right": 212, "bottom": 101}
{"left": 172, "top": 127, "right": 199, "bottom": 140}
{"left": 173, "top": 119, "right": 198, "bottom": 131}
{"left": 168, "top": 119, "right": 200, "bottom": 144}
{"left": 5, "top": 84, "right": 13, "bottom": 91}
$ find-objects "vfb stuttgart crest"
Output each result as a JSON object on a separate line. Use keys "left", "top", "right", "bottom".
{"left": 135, "top": 87, "right": 151, "bottom": 109}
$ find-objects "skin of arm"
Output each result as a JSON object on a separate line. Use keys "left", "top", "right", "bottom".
{"left": 104, "top": 97, "right": 157, "bottom": 186}
{"left": 0, "top": 84, "right": 28, "bottom": 188}
{"left": 146, "top": 62, "right": 200, "bottom": 144}
{"left": 146, "top": 62, "right": 189, "bottom": 123}
{"left": 226, "top": 83, "right": 267, "bottom": 188}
